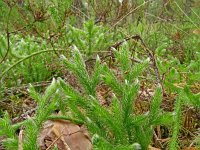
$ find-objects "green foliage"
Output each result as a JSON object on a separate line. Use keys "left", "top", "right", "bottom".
{"left": 14, "top": 36, "right": 52, "bottom": 83}
{"left": 0, "top": 112, "right": 18, "bottom": 150}
{"left": 0, "top": 79, "right": 60, "bottom": 150}
{"left": 0, "top": 35, "right": 59, "bottom": 88}
{"left": 169, "top": 91, "right": 183, "bottom": 150}
{"left": 0, "top": 1, "right": 199, "bottom": 149}
{"left": 69, "top": 20, "right": 111, "bottom": 57}
{"left": 0, "top": 35, "right": 7, "bottom": 58}
{"left": 182, "top": 86, "right": 200, "bottom": 108}
{"left": 59, "top": 46, "right": 173, "bottom": 149}
{"left": 62, "top": 45, "right": 103, "bottom": 96}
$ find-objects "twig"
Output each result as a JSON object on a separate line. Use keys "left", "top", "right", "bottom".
{"left": 135, "top": 36, "right": 164, "bottom": 94}
{"left": 108, "top": 35, "right": 141, "bottom": 50}
{"left": 0, "top": 6, "right": 12, "bottom": 64}
{"left": 48, "top": 126, "right": 71, "bottom": 150}
{"left": 108, "top": 0, "right": 152, "bottom": 32}
{"left": 46, "top": 132, "right": 66, "bottom": 150}
{"left": 18, "top": 129, "right": 24, "bottom": 150}
{"left": 71, "top": 5, "right": 90, "bottom": 20}
{"left": 153, "top": 131, "right": 163, "bottom": 149}
{"left": 12, "top": 108, "right": 36, "bottom": 123}
{"left": 3, "top": 81, "right": 52, "bottom": 95}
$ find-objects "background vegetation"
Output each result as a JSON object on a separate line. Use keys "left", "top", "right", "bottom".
{"left": 0, "top": 0, "right": 200, "bottom": 150}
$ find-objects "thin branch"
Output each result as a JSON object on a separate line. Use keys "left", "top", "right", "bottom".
{"left": 18, "top": 129, "right": 24, "bottom": 150}
{"left": 12, "top": 108, "right": 36, "bottom": 123}
{"left": 107, "top": 0, "right": 152, "bottom": 32}
{"left": 3, "top": 80, "right": 52, "bottom": 95}
{"left": 135, "top": 35, "right": 164, "bottom": 93}
{"left": 108, "top": 35, "right": 141, "bottom": 50}
{"left": 0, "top": 6, "right": 12, "bottom": 64}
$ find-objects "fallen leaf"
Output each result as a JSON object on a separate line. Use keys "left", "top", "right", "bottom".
{"left": 193, "top": 29, "right": 200, "bottom": 35}
{"left": 38, "top": 119, "right": 92, "bottom": 150}
{"left": 148, "top": 145, "right": 161, "bottom": 150}
{"left": 172, "top": 32, "right": 182, "bottom": 41}
{"left": 183, "top": 147, "right": 199, "bottom": 150}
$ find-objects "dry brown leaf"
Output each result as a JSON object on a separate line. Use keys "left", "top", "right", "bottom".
{"left": 183, "top": 147, "right": 199, "bottom": 150}
{"left": 172, "top": 32, "right": 182, "bottom": 41}
{"left": 38, "top": 120, "right": 92, "bottom": 150}
{"left": 0, "top": 136, "right": 5, "bottom": 150}
{"left": 193, "top": 29, "right": 200, "bottom": 35}
{"left": 148, "top": 145, "right": 161, "bottom": 150}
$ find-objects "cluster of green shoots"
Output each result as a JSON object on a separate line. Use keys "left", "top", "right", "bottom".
{"left": 1, "top": 44, "right": 192, "bottom": 150}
